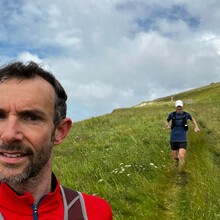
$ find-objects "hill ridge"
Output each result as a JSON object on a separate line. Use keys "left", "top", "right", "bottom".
{"left": 126, "top": 81, "right": 220, "bottom": 109}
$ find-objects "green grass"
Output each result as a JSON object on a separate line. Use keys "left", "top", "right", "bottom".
{"left": 53, "top": 82, "right": 220, "bottom": 219}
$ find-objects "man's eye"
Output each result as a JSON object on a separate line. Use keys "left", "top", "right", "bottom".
{"left": 25, "top": 115, "right": 41, "bottom": 121}
{"left": 0, "top": 112, "right": 6, "bottom": 119}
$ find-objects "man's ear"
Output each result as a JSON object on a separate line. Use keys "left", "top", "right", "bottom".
{"left": 54, "top": 118, "right": 72, "bottom": 145}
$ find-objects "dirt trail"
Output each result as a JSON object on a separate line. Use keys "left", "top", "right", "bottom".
{"left": 161, "top": 131, "right": 204, "bottom": 219}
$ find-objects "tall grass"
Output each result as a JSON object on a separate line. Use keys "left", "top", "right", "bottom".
{"left": 53, "top": 83, "right": 220, "bottom": 219}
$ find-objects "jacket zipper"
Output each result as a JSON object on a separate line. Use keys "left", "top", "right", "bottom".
{"left": 32, "top": 196, "right": 45, "bottom": 220}
{"left": 32, "top": 205, "right": 38, "bottom": 220}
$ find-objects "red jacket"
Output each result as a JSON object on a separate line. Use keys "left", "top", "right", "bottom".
{"left": 0, "top": 178, "right": 112, "bottom": 220}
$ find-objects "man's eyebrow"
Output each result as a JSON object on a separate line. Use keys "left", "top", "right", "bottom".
{"left": 0, "top": 109, "right": 48, "bottom": 120}
{"left": 18, "top": 109, "right": 47, "bottom": 118}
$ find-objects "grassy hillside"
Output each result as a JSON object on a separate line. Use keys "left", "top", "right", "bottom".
{"left": 152, "top": 82, "right": 220, "bottom": 104}
{"left": 53, "top": 82, "right": 220, "bottom": 219}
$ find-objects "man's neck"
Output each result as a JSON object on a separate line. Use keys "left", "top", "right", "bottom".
{"left": 7, "top": 166, "right": 52, "bottom": 205}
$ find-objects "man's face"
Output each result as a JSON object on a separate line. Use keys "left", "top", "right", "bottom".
{"left": 0, "top": 77, "right": 56, "bottom": 183}
{"left": 176, "top": 106, "right": 183, "bottom": 112}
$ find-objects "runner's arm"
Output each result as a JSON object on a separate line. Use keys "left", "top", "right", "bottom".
{"left": 166, "top": 119, "right": 171, "bottom": 129}
{"left": 191, "top": 117, "right": 200, "bottom": 132}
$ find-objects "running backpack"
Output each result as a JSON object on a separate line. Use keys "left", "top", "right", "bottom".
{"left": 61, "top": 186, "right": 88, "bottom": 220}
{"left": 171, "top": 111, "right": 188, "bottom": 131}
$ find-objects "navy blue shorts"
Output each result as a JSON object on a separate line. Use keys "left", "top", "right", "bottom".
{"left": 170, "top": 141, "right": 187, "bottom": 150}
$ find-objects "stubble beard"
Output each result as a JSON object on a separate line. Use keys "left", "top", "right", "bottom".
{"left": 0, "top": 138, "right": 54, "bottom": 184}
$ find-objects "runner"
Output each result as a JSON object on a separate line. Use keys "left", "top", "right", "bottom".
{"left": 166, "top": 100, "right": 200, "bottom": 168}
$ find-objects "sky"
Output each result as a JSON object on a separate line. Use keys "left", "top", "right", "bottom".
{"left": 0, "top": 0, "right": 220, "bottom": 121}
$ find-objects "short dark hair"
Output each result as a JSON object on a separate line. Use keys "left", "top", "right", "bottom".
{"left": 0, "top": 61, "right": 67, "bottom": 125}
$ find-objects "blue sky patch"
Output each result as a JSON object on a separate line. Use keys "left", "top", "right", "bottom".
{"left": 0, "top": 42, "right": 62, "bottom": 58}
{"left": 120, "top": 3, "right": 201, "bottom": 32}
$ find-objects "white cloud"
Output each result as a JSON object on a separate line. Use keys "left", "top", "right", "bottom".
{"left": 17, "top": 52, "right": 43, "bottom": 63}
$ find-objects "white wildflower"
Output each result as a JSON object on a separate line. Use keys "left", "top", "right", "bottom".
{"left": 125, "top": 165, "right": 132, "bottom": 168}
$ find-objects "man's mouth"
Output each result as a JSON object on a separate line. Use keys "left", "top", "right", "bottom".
{"left": 1, "top": 153, "right": 23, "bottom": 158}
{"left": 0, "top": 144, "right": 32, "bottom": 164}
{"left": 0, "top": 151, "right": 27, "bottom": 159}
{"left": 0, "top": 151, "right": 28, "bottom": 164}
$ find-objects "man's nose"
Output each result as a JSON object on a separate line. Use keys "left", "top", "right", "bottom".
{"left": 0, "top": 118, "right": 23, "bottom": 144}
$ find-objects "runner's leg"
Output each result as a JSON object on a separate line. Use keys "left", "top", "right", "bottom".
{"left": 179, "top": 148, "right": 186, "bottom": 167}
{"left": 171, "top": 142, "right": 179, "bottom": 167}
{"left": 172, "top": 150, "right": 179, "bottom": 161}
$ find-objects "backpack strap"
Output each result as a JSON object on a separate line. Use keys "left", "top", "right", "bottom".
{"left": 182, "top": 111, "right": 187, "bottom": 122}
{"left": 0, "top": 213, "right": 4, "bottom": 220}
{"left": 182, "top": 111, "right": 188, "bottom": 130}
{"left": 60, "top": 185, "right": 88, "bottom": 220}
{"left": 171, "top": 111, "right": 176, "bottom": 129}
